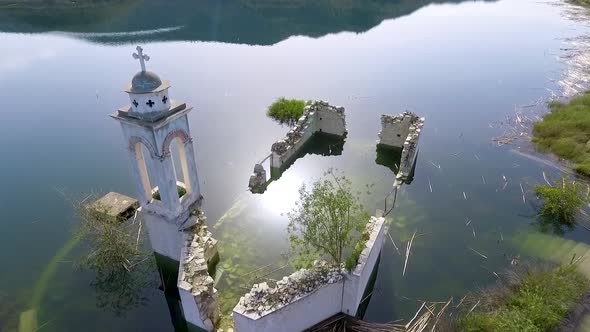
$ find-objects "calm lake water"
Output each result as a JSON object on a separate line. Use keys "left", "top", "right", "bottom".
{"left": 1, "top": 0, "right": 589, "bottom": 330}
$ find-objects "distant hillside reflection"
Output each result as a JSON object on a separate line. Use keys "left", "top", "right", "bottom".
{"left": 0, "top": 0, "right": 494, "bottom": 45}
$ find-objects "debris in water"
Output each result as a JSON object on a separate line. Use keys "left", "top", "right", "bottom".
{"left": 502, "top": 180, "right": 509, "bottom": 191}
{"left": 402, "top": 230, "right": 417, "bottom": 277}
{"left": 388, "top": 232, "right": 401, "bottom": 256}
{"left": 543, "top": 171, "right": 552, "bottom": 187}
{"left": 468, "top": 247, "right": 488, "bottom": 260}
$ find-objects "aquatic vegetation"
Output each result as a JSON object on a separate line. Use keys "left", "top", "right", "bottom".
{"left": 74, "top": 202, "right": 148, "bottom": 274}
{"left": 533, "top": 93, "right": 590, "bottom": 176}
{"left": 266, "top": 98, "right": 310, "bottom": 125}
{"left": 287, "top": 170, "right": 370, "bottom": 268}
{"left": 459, "top": 264, "right": 589, "bottom": 332}
{"left": 92, "top": 266, "right": 157, "bottom": 317}
{"left": 535, "top": 177, "right": 588, "bottom": 225}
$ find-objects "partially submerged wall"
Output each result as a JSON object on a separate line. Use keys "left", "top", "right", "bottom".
{"left": 342, "top": 216, "right": 386, "bottom": 316}
{"left": 233, "top": 261, "right": 344, "bottom": 332}
{"left": 178, "top": 211, "right": 220, "bottom": 331}
{"left": 399, "top": 119, "right": 423, "bottom": 179}
{"left": 232, "top": 216, "right": 386, "bottom": 332}
{"left": 378, "top": 112, "right": 424, "bottom": 182}
{"left": 270, "top": 101, "right": 346, "bottom": 169}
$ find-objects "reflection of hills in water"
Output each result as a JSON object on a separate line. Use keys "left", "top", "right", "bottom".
{"left": 0, "top": 0, "right": 492, "bottom": 45}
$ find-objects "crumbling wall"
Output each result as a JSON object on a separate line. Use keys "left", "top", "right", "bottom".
{"left": 378, "top": 112, "right": 419, "bottom": 148}
{"left": 178, "top": 210, "right": 220, "bottom": 331}
{"left": 233, "top": 261, "right": 344, "bottom": 332}
{"left": 378, "top": 112, "right": 424, "bottom": 182}
{"left": 233, "top": 216, "right": 387, "bottom": 332}
{"left": 248, "top": 163, "right": 267, "bottom": 193}
{"left": 270, "top": 101, "right": 347, "bottom": 169}
{"left": 315, "top": 103, "right": 346, "bottom": 136}
{"left": 378, "top": 113, "right": 412, "bottom": 148}
{"left": 342, "top": 216, "right": 386, "bottom": 316}
{"left": 398, "top": 118, "right": 424, "bottom": 179}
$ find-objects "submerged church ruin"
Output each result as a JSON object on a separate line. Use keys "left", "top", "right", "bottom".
{"left": 100, "top": 46, "right": 424, "bottom": 331}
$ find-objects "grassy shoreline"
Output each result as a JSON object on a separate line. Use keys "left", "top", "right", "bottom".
{"left": 459, "top": 265, "right": 589, "bottom": 331}
{"left": 532, "top": 92, "right": 590, "bottom": 176}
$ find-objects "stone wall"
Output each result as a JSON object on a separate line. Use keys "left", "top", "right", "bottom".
{"left": 232, "top": 216, "right": 386, "bottom": 332}
{"left": 342, "top": 216, "right": 386, "bottom": 316}
{"left": 270, "top": 101, "right": 347, "bottom": 169}
{"left": 178, "top": 210, "right": 220, "bottom": 331}
{"left": 248, "top": 163, "right": 267, "bottom": 193}
{"left": 378, "top": 112, "right": 424, "bottom": 182}
{"left": 233, "top": 261, "right": 344, "bottom": 332}
{"left": 399, "top": 116, "right": 423, "bottom": 179}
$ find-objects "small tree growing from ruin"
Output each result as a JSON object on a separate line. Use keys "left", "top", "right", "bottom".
{"left": 535, "top": 177, "right": 589, "bottom": 225}
{"left": 287, "top": 169, "right": 370, "bottom": 269}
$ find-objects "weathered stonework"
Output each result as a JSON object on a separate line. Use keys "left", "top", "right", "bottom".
{"left": 270, "top": 101, "right": 347, "bottom": 169}
{"left": 178, "top": 210, "right": 220, "bottom": 331}
{"left": 378, "top": 112, "right": 424, "bottom": 182}
{"left": 248, "top": 164, "right": 267, "bottom": 193}
{"left": 234, "top": 261, "right": 343, "bottom": 318}
{"left": 90, "top": 192, "right": 139, "bottom": 220}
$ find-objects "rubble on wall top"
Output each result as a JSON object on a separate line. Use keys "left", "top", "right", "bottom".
{"left": 234, "top": 260, "right": 343, "bottom": 318}
{"left": 380, "top": 111, "right": 421, "bottom": 124}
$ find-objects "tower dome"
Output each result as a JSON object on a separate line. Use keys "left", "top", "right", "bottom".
{"left": 130, "top": 71, "right": 163, "bottom": 93}
{"left": 125, "top": 46, "right": 172, "bottom": 117}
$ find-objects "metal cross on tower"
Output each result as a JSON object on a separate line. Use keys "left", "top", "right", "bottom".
{"left": 132, "top": 46, "right": 150, "bottom": 72}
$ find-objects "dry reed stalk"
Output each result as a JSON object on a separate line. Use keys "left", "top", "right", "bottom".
{"left": 456, "top": 296, "right": 467, "bottom": 308}
{"left": 502, "top": 180, "right": 509, "bottom": 190}
{"left": 403, "top": 231, "right": 417, "bottom": 277}
{"left": 468, "top": 300, "right": 480, "bottom": 314}
{"left": 405, "top": 302, "right": 426, "bottom": 329}
{"left": 468, "top": 247, "right": 488, "bottom": 259}
{"left": 431, "top": 297, "right": 453, "bottom": 332}
{"left": 543, "top": 171, "right": 552, "bottom": 186}
{"left": 135, "top": 219, "right": 142, "bottom": 251}
{"left": 388, "top": 232, "right": 401, "bottom": 255}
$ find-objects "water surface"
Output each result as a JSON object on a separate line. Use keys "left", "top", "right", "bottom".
{"left": 0, "top": 0, "right": 588, "bottom": 330}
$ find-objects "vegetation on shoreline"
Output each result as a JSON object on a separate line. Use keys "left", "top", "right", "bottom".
{"left": 267, "top": 98, "right": 310, "bottom": 125}
{"left": 459, "top": 264, "right": 589, "bottom": 331}
{"left": 570, "top": 0, "right": 590, "bottom": 7}
{"left": 533, "top": 92, "right": 590, "bottom": 176}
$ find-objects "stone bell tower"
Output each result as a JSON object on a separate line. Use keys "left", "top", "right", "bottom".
{"left": 111, "top": 46, "right": 202, "bottom": 262}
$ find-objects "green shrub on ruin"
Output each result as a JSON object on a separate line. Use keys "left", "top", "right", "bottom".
{"left": 267, "top": 98, "right": 310, "bottom": 125}
{"left": 287, "top": 169, "right": 370, "bottom": 269}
